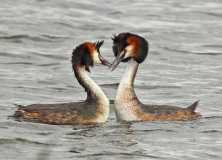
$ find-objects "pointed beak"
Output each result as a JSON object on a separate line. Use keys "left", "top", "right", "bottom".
{"left": 110, "top": 50, "right": 125, "bottom": 71}
{"left": 99, "top": 55, "right": 112, "bottom": 67}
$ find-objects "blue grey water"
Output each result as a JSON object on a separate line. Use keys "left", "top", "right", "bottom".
{"left": 0, "top": 0, "right": 222, "bottom": 159}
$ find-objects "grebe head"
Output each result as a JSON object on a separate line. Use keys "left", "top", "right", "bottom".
{"left": 111, "top": 32, "right": 149, "bottom": 70}
{"left": 72, "top": 41, "right": 111, "bottom": 71}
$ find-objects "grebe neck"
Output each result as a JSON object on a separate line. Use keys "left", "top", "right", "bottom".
{"left": 116, "top": 59, "right": 140, "bottom": 102}
{"left": 73, "top": 66, "right": 109, "bottom": 105}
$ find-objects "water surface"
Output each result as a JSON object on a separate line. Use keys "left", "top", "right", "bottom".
{"left": 0, "top": 0, "right": 222, "bottom": 159}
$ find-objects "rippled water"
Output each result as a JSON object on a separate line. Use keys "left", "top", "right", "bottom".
{"left": 0, "top": 0, "right": 222, "bottom": 159}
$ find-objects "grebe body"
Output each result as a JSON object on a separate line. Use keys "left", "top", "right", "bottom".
{"left": 14, "top": 41, "right": 111, "bottom": 125}
{"left": 111, "top": 33, "right": 201, "bottom": 122}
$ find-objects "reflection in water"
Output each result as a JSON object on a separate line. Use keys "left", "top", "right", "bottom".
{"left": 68, "top": 123, "right": 147, "bottom": 159}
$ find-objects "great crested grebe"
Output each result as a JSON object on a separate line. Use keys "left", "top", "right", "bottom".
{"left": 111, "top": 32, "right": 201, "bottom": 122}
{"left": 14, "top": 41, "right": 111, "bottom": 125}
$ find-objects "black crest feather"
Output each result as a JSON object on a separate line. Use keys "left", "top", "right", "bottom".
{"left": 112, "top": 33, "right": 129, "bottom": 58}
{"left": 72, "top": 43, "right": 93, "bottom": 72}
{"left": 111, "top": 34, "right": 117, "bottom": 41}
{"left": 95, "top": 40, "right": 104, "bottom": 51}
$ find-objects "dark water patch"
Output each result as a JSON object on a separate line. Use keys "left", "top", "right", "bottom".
{"left": 37, "top": 63, "right": 60, "bottom": 67}
{"left": 69, "top": 150, "right": 81, "bottom": 153}
{"left": 67, "top": 132, "right": 96, "bottom": 138}
{"left": 215, "top": 89, "right": 222, "bottom": 94}
{"left": 0, "top": 31, "right": 8, "bottom": 36}
{"left": 109, "top": 99, "right": 114, "bottom": 104}
{"left": 144, "top": 13, "right": 161, "bottom": 18}
{"left": 41, "top": 34, "right": 69, "bottom": 40}
{"left": 0, "top": 52, "right": 27, "bottom": 58}
{"left": 163, "top": 46, "right": 190, "bottom": 54}
{"left": 75, "top": 151, "right": 162, "bottom": 159}
{"left": 67, "top": 128, "right": 99, "bottom": 137}
{"left": 203, "top": 44, "right": 222, "bottom": 49}
{"left": 50, "top": 87, "right": 66, "bottom": 92}
{"left": 204, "top": 116, "right": 222, "bottom": 120}
{"left": 1, "top": 62, "right": 34, "bottom": 65}
{"left": 79, "top": 24, "right": 102, "bottom": 31}
{"left": 0, "top": 35, "right": 54, "bottom": 43}
{"left": 13, "top": 85, "right": 43, "bottom": 90}
{"left": 150, "top": 50, "right": 161, "bottom": 55}
{"left": 204, "top": 153, "right": 221, "bottom": 159}
{"left": 37, "top": 80, "right": 58, "bottom": 85}
{"left": 127, "top": 142, "right": 138, "bottom": 147}
{"left": 109, "top": 11, "right": 123, "bottom": 16}
{"left": 65, "top": 84, "right": 75, "bottom": 88}
{"left": 199, "top": 11, "right": 222, "bottom": 18}
{"left": 138, "top": 128, "right": 176, "bottom": 133}
{"left": 29, "top": 51, "right": 67, "bottom": 60}
{"left": 137, "top": 84, "right": 181, "bottom": 90}
{"left": 0, "top": 126, "right": 8, "bottom": 129}
{"left": 193, "top": 52, "right": 221, "bottom": 56}
{"left": 100, "top": 83, "right": 119, "bottom": 88}
{"left": 200, "top": 129, "right": 222, "bottom": 134}
{"left": 163, "top": 47, "right": 221, "bottom": 56}
{"left": 36, "top": 152, "right": 51, "bottom": 160}
{"left": 66, "top": 124, "right": 117, "bottom": 138}
{"left": 1, "top": 61, "right": 59, "bottom": 67}
{"left": 53, "top": 21, "right": 75, "bottom": 29}
{"left": 71, "top": 124, "right": 103, "bottom": 131}
{"left": 36, "top": 132, "right": 53, "bottom": 136}
{"left": 0, "top": 138, "right": 52, "bottom": 146}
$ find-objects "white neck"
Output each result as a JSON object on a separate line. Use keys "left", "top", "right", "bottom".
{"left": 115, "top": 59, "right": 141, "bottom": 121}
{"left": 116, "top": 59, "right": 139, "bottom": 99}
{"left": 75, "top": 67, "right": 109, "bottom": 106}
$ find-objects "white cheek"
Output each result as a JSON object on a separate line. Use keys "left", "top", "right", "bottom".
{"left": 124, "top": 45, "right": 134, "bottom": 58}
{"left": 92, "top": 51, "right": 101, "bottom": 63}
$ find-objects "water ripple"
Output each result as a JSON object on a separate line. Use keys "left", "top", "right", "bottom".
{"left": 29, "top": 51, "right": 67, "bottom": 60}
{"left": 163, "top": 47, "right": 222, "bottom": 56}
{"left": 0, "top": 52, "right": 26, "bottom": 58}
{"left": 74, "top": 151, "right": 162, "bottom": 159}
{"left": 0, "top": 138, "right": 52, "bottom": 146}
{"left": 200, "top": 129, "right": 222, "bottom": 133}
{"left": 0, "top": 35, "right": 54, "bottom": 43}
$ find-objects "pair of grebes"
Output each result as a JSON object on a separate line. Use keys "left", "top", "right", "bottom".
{"left": 14, "top": 32, "right": 201, "bottom": 125}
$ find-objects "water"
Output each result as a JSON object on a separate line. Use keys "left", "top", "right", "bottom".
{"left": 0, "top": 0, "right": 222, "bottom": 159}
